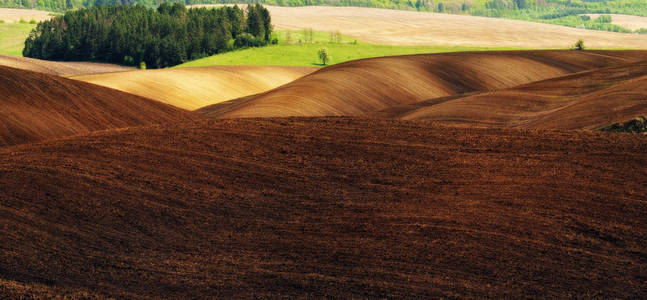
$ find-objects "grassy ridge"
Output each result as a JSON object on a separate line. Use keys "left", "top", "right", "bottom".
{"left": 177, "top": 30, "right": 517, "bottom": 67}
{"left": 0, "top": 22, "right": 35, "bottom": 56}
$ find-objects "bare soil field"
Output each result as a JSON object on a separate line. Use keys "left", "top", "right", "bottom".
{"left": 194, "top": 5, "right": 647, "bottom": 48}
{"left": 0, "top": 65, "right": 199, "bottom": 147}
{"left": 0, "top": 54, "right": 133, "bottom": 76}
{"left": 71, "top": 66, "right": 317, "bottom": 110}
{"left": 0, "top": 117, "right": 645, "bottom": 298}
{"left": 0, "top": 8, "right": 51, "bottom": 23}
{"left": 200, "top": 50, "right": 646, "bottom": 121}
{"left": 586, "top": 13, "right": 647, "bottom": 31}
{"left": 390, "top": 60, "right": 647, "bottom": 129}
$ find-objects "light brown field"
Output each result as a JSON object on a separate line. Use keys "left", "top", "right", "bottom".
{"left": 194, "top": 5, "right": 647, "bottom": 48}
{"left": 0, "top": 8, "right": 51, "bottom": 23}
{"left": 0, "top": 54, "right": 133, "bottom": 76}
{"left": 586, "top": 13, "right": 647, "bottom": 31}
{"left": 71, "top": 66, "right": 317, "bottom": 110}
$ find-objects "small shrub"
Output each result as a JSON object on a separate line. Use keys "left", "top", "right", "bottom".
{"left": 29, "top": 18, "right": 36, "bottom": 24}
{"left": 139, "top": 61, "right": 146, "bottom": 70}
{"left": 19, "top": 18, "right": 27, "bottom": 23}
{"left": 318, "top": 48, "right": 330, "bottom": 65}
{"left": 600, "top": 116, "right": 647, "bottom": 133}
{"left": 572, "top": 39, "right": 585, "bottom": 50}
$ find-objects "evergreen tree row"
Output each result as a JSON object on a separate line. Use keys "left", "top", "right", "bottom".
{"left": 23, "top": 3, "right": 273, "bottom": 68}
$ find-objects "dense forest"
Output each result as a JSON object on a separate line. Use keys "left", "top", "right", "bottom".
{"left": 23, "top": 4, "right": 273, "bottom": 68}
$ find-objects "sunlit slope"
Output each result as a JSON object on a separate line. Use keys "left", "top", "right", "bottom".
{"left": 1, "top": 118, "right": 645, "bottom": 298}
{"left": 199, "top": 50, "right": 645, "bottom": 118}
{"left": 72, "top": 66, "right": 317, "bottom": 110}
{"left": 0, "top": 65, "right": 199, "bottom": 146}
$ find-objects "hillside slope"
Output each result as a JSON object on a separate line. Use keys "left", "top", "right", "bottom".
{"left": 0, "top": 65, "right": 199, "bottom": 146}
{"left": 391, "top": 60, "right": 647, "bottom": 129}
{"left": 199, "top": 50, "right": 646, "bottom": 118}
{"left": 71, "top": 66, "right": 317, "bottom": 110}
{"left": 0, "top": 117, "right": 645, "bottom": 298}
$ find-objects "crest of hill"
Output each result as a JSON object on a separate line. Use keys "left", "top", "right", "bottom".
{"left": 0, "top": 65, "right": 200, "bottom": 147}
{"left": 0, "top": 118, "right": 645, "bottom": 298}
{"left": 0, "top": 54, "right": 133, "bottom": 76}
{"left": 388, "top": 60, "right": 647, "bottom": 129}
{"left": 71, "top": 66, "right": 318, "bottom": 110}
{"left": 198, "top": 50, "right": 646, "bottom": 118}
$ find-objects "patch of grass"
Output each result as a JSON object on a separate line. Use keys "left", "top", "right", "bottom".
{"left": 600, "top": 116, "right": 647, "bottom": 133}
{"left": 176, "top": 30, "right": 519, "bottom": 68}
{"left": 0, "top": 22, "right": 36, "bottom": 56}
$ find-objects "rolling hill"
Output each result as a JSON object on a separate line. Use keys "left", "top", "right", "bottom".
{"left": 0, "top": 65, "right": 199, "bottom": 147}
{"left": 71, "top": 66, "right": 318, "bottom": 110}
{"left": 198, "top": 50, "right": 646, "bottom": 119}
{"left": 0, "top": 117, "right": 645, "bottom": 298}
{"left": 379, "top": 60, "right": 647, "bottom": 129}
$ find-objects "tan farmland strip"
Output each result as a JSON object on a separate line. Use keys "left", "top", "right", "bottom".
{"left": 71, "top": 66, "right": 318, "bottom": 110}
{"left": 0, "top": 8, "right": 50, "bottom": 23}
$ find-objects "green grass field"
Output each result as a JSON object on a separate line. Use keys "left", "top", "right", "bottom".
{"left": 0, "top": 22, "right": 36, "bottom": 56}
{"left": 176, "top": 30, "right": 518, "bottom": 68}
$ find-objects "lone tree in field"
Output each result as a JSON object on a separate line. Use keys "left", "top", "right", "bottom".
{"left": 318, "top": 48, "right": 330, "bottom": 65}
{"left": 573, "top": 39, "right": 585, "bottom": 50}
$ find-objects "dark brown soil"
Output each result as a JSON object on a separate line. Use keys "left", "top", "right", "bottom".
{"left": 1, "top": 117, "right": 645, "bottom": 298}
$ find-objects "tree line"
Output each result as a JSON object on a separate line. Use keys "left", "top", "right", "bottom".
{"left": 2, "top": 0, "right": 647, "bottom": 17}
{"left": 23, "top": 3, "right": 273, "bottom": 68}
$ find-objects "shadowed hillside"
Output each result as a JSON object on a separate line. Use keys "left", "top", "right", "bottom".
{"left": 0, "top": 118, "right": 645, "bottom": 298}
{"left": 199, "top": 50, "right": 647, "bottom": 119}
{"left": 388, "top": 60, "right": 647, "bottom": 129}
{"left": 0, "top": 65, "right": 200, "bottom": 147}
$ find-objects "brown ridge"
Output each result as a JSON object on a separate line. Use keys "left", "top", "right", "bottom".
{"left": 0, "top": 65, "right": 200, "bottom": 147}
{"left": 394, "top": 59, "right": 647, "bottom": 129}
